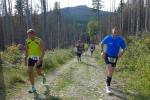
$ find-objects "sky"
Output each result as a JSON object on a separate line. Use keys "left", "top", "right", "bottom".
{"left": 49, "top": 0, "right": 123, "bottom": 11}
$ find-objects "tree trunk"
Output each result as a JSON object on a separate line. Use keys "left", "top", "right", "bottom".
{"left": 136, "top": 0, "right": 140, "bottom": 35}
{"left": 41, "top": 0, "right": 47, "bottom": 46}
{"left": 25, "top": 0, "right": 32, "bottom": 29}
{"left": 145, "top": 0, "right": 148, "bottom": 32}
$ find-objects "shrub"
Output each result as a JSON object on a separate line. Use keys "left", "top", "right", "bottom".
{"left": 1, "top": 44, "right": 23, "bottom": 65}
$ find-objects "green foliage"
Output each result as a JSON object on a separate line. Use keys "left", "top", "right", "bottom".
{"left": 116, "top": 33, "right": 150, "bottom": 99}
{"left": 4, "top": 66, "right": 26, "bottom": 86}
{"left": 117, "top": 0, "right": 126, "bottom": 13}
{"left": 1, "top": 44, "right": 23, "bottom": 65}
{"left": 84, "top": 43, "right": 89, "bottom": 50}
{"left": 15, "top": 0, "right": 26, "bottom": 15}
{"left": 87, "top": 20, "right": 99, "bottom": 39}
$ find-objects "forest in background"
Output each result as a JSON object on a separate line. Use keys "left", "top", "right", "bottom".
{"left": 0, "top": 0, "right": 150, "bottom": 49}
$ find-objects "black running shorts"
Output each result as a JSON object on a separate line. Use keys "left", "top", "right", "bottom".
{"left": 105, "top": 54, "right": 118, "bottom": 67}
{"left": 77, "top": 52, "right": 82, "bottom": 57}
{"left": 28, "top": 58, "right": 42, "bottom": 68}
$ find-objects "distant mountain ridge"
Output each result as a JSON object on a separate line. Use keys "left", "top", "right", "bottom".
{"left": 60, "top": 5, "right": 110, "bottom": 22}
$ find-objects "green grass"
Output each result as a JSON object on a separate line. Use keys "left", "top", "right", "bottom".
{"left": 43, "top": 49, "right": 74, "bottom": 73}
{"left": 84, "top": 43, "right": 89, "bottom": 50}
{"left": 55, "top": 79, "right": 73, "bottom": 91}
{"left": 115, "top": 33, "right": 150, "bottom": 100}
{"left": 94, "top": 47, "right": 105, "bottom": 65}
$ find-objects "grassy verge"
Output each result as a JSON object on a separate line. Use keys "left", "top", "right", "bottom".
{"left": 115, "top": 33, "right": 150, "bottom": 100}
{"left": 0, "top": 45, "right": 74, "bottom": 97}
{"left": 43, "top": 49, "right": 74, "bottom": 73}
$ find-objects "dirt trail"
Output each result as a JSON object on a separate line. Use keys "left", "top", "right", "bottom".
{"left": 10, "top": 54, "right": 126, "bottom": 100}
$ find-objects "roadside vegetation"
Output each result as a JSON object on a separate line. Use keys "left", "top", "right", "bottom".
{"left": 116, "top": 33, "right": 150, "bottom": 100}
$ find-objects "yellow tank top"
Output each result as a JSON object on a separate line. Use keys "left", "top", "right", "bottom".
{"left": 26, "top": 37, "right": 42, "bottom": 57}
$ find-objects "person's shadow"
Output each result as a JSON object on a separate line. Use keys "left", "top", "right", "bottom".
{"left": 33, "top": 84, "right": 61, "bottom": 100}
{"left": 0, "top": 57, "right": 6, "bottom": 100}
{"left": 82, "top": 62, "right": 98, "bottom": 69}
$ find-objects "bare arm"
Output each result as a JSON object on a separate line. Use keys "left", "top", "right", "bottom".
{"left": 118, "top": 48, "right": 126, "bottom": 58}
{"left": 100, "top": 43, "right": 106, "bottom": 59}
{"left": 100, "top": 43, "right": 104, "bottom": 52}
{"left": 118, "top": 38, "right": 126, "bottom": 58}
{"left": 25, "top": 43, "right": 28, "bottom": 66}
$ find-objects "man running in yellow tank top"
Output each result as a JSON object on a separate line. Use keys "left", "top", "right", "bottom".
{"left": 25, "top": 29, "right": 46, "bottom": 93}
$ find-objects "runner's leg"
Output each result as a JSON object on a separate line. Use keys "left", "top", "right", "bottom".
{"left": 106, "top": 64, "right": 115, "bottom": 86}
{"left": 36, "top": 67, "right": 44, "bottom": 76}
{"left": 79, "top": 53, "right": 81, "bottom": 62}
{"left": 28, "top": 66, "right": 34, "bottom": 85}
{"left": 28, "top": 66, "right": 37, "bottom": 93}
{"left": 36, "top": 61, "right": 46, "bottom": 84}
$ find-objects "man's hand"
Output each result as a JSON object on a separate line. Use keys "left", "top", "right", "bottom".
{"left": 101, "top": 51, "right": 106, "bottom": 59}
{"left": 118, "top": 52, "right": 123, "bottom": 58}
{"left": 118, "top": 49, "right": 126, "bottom": 58}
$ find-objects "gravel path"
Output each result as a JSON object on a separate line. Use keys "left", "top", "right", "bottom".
{"left": 10, "top": 54, "right": 126, "bottom": 100}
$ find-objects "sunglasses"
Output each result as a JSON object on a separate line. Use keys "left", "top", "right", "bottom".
{"left": 28, "top": 32, "right": 36, "bottom": 35}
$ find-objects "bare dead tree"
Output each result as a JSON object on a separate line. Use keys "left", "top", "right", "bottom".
{"left": 41, "top": 0, "right": 47, "bottom": 42}
{"left": 145, "top": 0, "right": 149, "bottom": 32}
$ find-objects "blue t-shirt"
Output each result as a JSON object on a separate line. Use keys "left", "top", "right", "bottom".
{"left": 101, "top": 35, "right": 126, "bottom": 57}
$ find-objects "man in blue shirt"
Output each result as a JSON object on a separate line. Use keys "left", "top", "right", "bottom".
{"left": 100, "top": 27, "right": 126, "bottom": 94}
